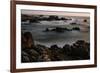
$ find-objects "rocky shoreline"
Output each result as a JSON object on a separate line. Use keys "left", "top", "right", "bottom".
{"left": 21, "top": 32, "right": 90, "bottom": 63}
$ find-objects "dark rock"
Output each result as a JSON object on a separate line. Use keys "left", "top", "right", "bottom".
{"left": 50, "top": 44, "right": 59, "bottom": 50}
{"left": 72, "top": 27, "right": 80, "bottom": 31}
{"left": 54, "top": 27, "right": 66, "bottom": 32}
{"left": 70, "top": 22, "right": 77, "bottom": 25}
{"left": 45, "top": 28, "right": 49, "bottom": 31}
{"left": 21, "top": 51, "right": 30, "bottom": 62}
{"left": 63, "top": 44, "right": 71, "bottom": 56}
{"left": 43, "top": 27, "right": 73, "bottom": 32}
{"left": 21, "top": 48, "right": 40, "bottom": 62}
{"left": 22, "top": 32, "right": 35, "bottom": 49}
{"left": 21, "top": 32, "right": 90, "bottom": 63}
{"left": 70, "top": 40, "right": 90, "bottom": 60}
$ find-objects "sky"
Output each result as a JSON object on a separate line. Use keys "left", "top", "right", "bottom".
{"left": 21, "top": 10, "right": 90, "bottom": 17}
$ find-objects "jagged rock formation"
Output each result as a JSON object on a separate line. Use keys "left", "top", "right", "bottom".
{"left": 21, "top": 32, "right": 90, "bottom": 63}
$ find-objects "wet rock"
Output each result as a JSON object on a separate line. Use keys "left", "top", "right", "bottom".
{"left": 22, "top": 32, "right": 35, "bottom": 49}
{"left": 63, "top": 44, "right": 71, "bottom": 56}
{"left": 21, "top": 51, "right": 30, "bottom": 62}
{"left": 21, "top": 32, "right": 90, "bottom": 62}
{"left": 21, "top": 48, "right": 40, "bottom": 62}
{"left": 71, "top": 40, "right": 90, "bottom": 60}
{"left": 72, "top": 27, "right": 80, "bottom": 31}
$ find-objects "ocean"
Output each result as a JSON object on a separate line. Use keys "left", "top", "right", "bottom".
{"left": 21, "top": 20, "right": 90, "bottom": 47}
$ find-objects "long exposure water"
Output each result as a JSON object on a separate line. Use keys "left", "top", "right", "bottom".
{"left": 21, "top": 21, "right": 90, "bottom": 47}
